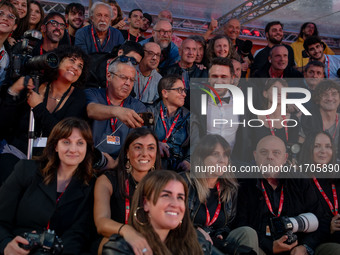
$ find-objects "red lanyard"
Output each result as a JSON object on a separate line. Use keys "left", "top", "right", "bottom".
{"left": 269, "top": 66, "right": 283, "bottom": 78}
{"left": 47, "top": 183, "right": 69, "bottom": 230}
{"left": 137, "top": 71, "right": 152, "bottom": 100}
{"left": 266, "top": 115, "right": 288, "bottom": 141}
{"left": 160, "top": 105, "right": 180, "bottom": 143}
{"left": 313, "top": 177, "right": 338, "bottom": 216}
{"left": 261, "top": 180, "right": 284, "bottom": 217}
{"left": 124, "top": 179, "right": 130, "bottom": 224}
{"left": 205, "top": 182, "right": 221, "bottom": 226}
{"left": 0, "top": 50, "right": 5, "bottom": 61}
{"left": 40, "top": 45, "right": 43, "bottom": 55}
{"left": 106, "top": 91, "right": 124, "bottom": 132}
{"left": 322, "top": 114, "right": 338, "bottom": 139}
{"left": 91, "top": 25, "right": 110, "bottom": 52}
{"left": 326, "top": 55, "right": 330, "bottom": 78}
{"left": 127, "top": 30, "right": 139, "bottom": 42}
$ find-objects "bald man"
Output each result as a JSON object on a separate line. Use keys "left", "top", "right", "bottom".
{"left": 133, "top": 42, "right": 162, "bottom": 104}
{"left": 236, "top": 135, "right": 323, "bottom": 255}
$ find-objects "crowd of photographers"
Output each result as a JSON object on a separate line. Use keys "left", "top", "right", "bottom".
{"left": 0, "top": 0, "right": 340, "bottom": 254}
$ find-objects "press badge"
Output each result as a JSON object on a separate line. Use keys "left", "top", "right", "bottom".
{"left": 107, "top": 135, "right": 120, "bottom": 145}
{"left": 33, "top": 137, "right": 47, "bottom": 147}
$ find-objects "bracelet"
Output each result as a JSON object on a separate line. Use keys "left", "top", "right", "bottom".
{"left": 7, "top": 87, "right": 19, "bottom": 97}
{"left": 118, "top": 224, "right": 126, "bottom": 236}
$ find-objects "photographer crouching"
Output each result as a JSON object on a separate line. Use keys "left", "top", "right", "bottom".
{"left": 0, "top": 45, "right": 89, "bottom": 185}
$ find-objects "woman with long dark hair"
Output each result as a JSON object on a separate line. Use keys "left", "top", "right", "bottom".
{"left": 94, "top": 128, "right": 162, "bottom": 255}
{"left": 183, "top": 134, "right": 259, "bottom": 254}
{"left": 28, "top": 0, "right": 44, "bottom": 31}
{"left": 0, "top": 117, "right": 95, "bottom": 255}
{"left": 102, "top": 170, "right": 207, "bottom": 255}
{"left": 8, "top": 0, "right": 30, "bottom": 44}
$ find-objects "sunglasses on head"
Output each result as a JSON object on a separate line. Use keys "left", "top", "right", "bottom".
{"left": 115, "top": 55, "right": 139, "bottom": 65}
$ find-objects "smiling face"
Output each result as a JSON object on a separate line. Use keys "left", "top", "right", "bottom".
{"left": 11, "top": 0, "right": 27, "bottom": 19}
{"left": 267, "top": 24, "right": 283, "bottom": 44}
{"left": 224, "top": 19, "right": 240, "bottom": 42}
{"left": 162, "top": 79, "right": 186, "bottom": 109}
{"left": 0, "top": 6, "right": 18, "bottom": 34}
{"left": 313, "top": 133, "right": 333, "bottom": 165}
{"left": 209, "top": 64, "right": 233, "bottom": 97}
{"left": 55, "top": 128, "right": 87, "bottom": 170}
{"left": 152, "top": 20, "right": 172, "bottom": 49}
{"left": 195, "top": 41, "right": 204, "bottom": 63}
{"left": 319, "top": 88, "right": 340, "bottom": 112}
{"left": 304, "top": 65, "right": 324, "bottom": 90}
{"left": 214, "top": 38, "right": 229, "bottom": 58}
{"left": 269, "top": 46, "right": 288, "bottom": 71}
{"left": 144, "top": 180, "right": 185, "bottom": 236}
{"left": 129, "top": 10, "right": 143, "bottom": 29}
{"left": 141, "top": 42, "right": 161, "bottom": 70}
{"left": 42, "top": 16, "right": 66, "bottom": 43}
{"left": 58, "top": 56, "right": 84, "bottom": 84}
{"left": 306, "top": 42, "right": 324, "bottom": 61}
{"left": 127, "top": 134, "right": 157, "bottom": 173}
{"left": 66, "top": 8, "right": 84, "bottom": 30}
{"left": 29, "top": 3, "right": 41, "bottom": 28}
{"left": 180, "top": 39, "right": 197, "bottom": 66}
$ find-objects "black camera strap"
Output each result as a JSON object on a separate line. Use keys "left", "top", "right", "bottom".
{"left": 44, "top": 84, "right": 73, "bottom": 114}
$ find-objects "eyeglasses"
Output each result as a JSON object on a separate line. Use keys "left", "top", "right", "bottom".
{"left": 154, "top": 29, "right": 173, "bottom": 35}
{"left": 45, "top": 20, "right": 67, "bottom": 30}
{"left": 0, "top": 10, "right": 16, "bottom": 22}
{"left": 110, "top": 72, "right": 136, "bottom": 83}
{"left": 144, "top": 50, "right": 161, "bottom": 59}
{"left": 166, "top": 87, "right": 187, "bottom": 94}
{"left": 112, "top": 55, "right": 139, "bottom": 65}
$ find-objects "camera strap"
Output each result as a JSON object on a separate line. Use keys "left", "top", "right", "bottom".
{"left": 313, "top": 177, "right": 338, "bottom": 216}
{"left": 261, "top": 180, "right": 284, "bottom": 217}
{"left": 160, "top": 105, "right": 180, "bottom": 143}
{"left": 266, "top": 115, "right": 288, "bottom": 142}
{"left": 205, "top": 182, "right": 221, "bottom": 227}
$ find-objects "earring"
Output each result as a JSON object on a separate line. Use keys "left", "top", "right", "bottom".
{"left": 126, "top": 159, "right": 132, "bottom": 174}
{"left": 150, "top": 165, "right": 155, "bottom": 171}
{"left": 134, "top": 207, "right": 148, "bottom": 226}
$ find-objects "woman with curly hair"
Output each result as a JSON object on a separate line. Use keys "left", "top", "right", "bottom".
{"left": 206, "top": 35, "right": 238, "bottom": 65}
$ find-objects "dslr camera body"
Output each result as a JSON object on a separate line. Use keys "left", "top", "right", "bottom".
{"left": 19, "top": 229, "right": 63, "bottom": 255}
{"left": 270, "top": 213, "right": 319, "bottom": 244}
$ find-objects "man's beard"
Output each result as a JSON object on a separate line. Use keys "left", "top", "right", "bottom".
{"left": 268, "top": 36, "right": 282, "bottom": 45}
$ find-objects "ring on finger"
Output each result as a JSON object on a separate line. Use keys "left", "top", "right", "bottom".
{"left": 142, "top": 248, "right": 147, "bottom": 253}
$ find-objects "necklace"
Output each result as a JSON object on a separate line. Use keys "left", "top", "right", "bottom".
{"left": 131, "top": 177, "right": 138, "bottom": 189}
{"left": 49, "top": 95, "right": 61, "bottom": 102}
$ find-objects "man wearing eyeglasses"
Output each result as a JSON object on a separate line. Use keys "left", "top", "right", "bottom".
{"left": 139, "top": 19, "right": 180, "bottom": 74}
{"left": 32, "top": 12, "right": 67, "bottom": 56}
{"left": 0, "top": 1, "right": 18, "bottom": 85}
{"left": 86, "top": 57, "right": 146, "bottom": 160}
{"left": 133, "top": 42, "right": 162, "bottom": 104}
{"left": 75, "top": 2, "right": 124, "bottom": 54}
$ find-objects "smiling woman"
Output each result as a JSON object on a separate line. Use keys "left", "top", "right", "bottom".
{"left": 102, "top": 170, "right": 207, "bottom": 255}
{"left": 0, "top": 45, "right": 89, "bottom": 183}
{"left": 28, "top": 0, "right": 44, "bottom": 30}
{"left": 0, "top": 117, "right": 95, "bottom": 255}
{"left": 94, "top": 128, "right": 162, "bottom": 254}
{"left": 9, "top": 0, "right": 30, "bottom": 43}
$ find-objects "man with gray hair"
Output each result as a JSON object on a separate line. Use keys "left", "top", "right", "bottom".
{"left": 75, "top": 1, "right": 124, "bottom": 54}
{"left": 85, "top": 57, "right": 146, "bottom": 159}
{"left": 140, "top": 19, "right": 180, "bottom": 73}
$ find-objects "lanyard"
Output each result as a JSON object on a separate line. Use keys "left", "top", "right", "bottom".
{"left": 0, "top": 50, "right": 5, "bottom": 61}
{"left": 326, "top": 55, "right": 330, "bottom": 78}
{"left": 137, "top": 71, "right": 152, "bottom": 100}
{"left": 205, "top": 182, "right": 221, "bottom": 226}
{"left": 106, "top": 91, "right": 124, "bottom": 132}
{"left": 323, "top": 114, "right": 338, "bottom": 139}
{"left": 160, "top": 105, "right": 180, "bottom": 143}
{"left": 127, "top": 30, "right": 139, "bottom": 42}
{"left": 261, "top": 180, "right": 284, "bottom": 217}
{"left": 47, "top": 182, "right": 70, "bottom": 229}
{"left": 265, "top": 115, "right": 288, "bottom": 141}
{"left": 40, "top": 45, "right": 43, "bottom": 56}
{"left": 124, "top": 179, "right": 130, "bottom": 224}
{"left": 91, "top": 25, "right": 110, "bottom": 52}
{"left": 313, "top": 177, "right": 338, "bottom": 216}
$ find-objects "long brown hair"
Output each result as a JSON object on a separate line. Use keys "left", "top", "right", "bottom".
{"left": 10, "top": 0, "right": 31, "bottom": 40}
{"left": 130, "top": 170, "right": 203, "bottom": 255}
{"left": 38, "top": 117, "right": 94, "bottom": 185}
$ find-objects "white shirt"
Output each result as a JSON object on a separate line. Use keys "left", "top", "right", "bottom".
{"left": 206, "top": 91, "right": 240, "bottom": 149}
